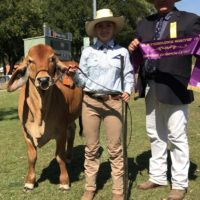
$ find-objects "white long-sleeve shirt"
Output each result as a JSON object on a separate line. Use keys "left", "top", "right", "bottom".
{"left": 75, "top": 39, "right": 134, "bottom": 95}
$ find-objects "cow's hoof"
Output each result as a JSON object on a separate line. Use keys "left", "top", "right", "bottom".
{"left": 23, "top": 187, "right": 33, "bottom": 193}
{"left": 59, "top": 184, "right": 70, "bottom": 192}
{"left": 23, "top": 183, "right": 34, "bottom": 192}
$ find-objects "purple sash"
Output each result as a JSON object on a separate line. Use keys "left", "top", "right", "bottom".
{"left": 132, "top": 35, "right": 200, "bottom": 92}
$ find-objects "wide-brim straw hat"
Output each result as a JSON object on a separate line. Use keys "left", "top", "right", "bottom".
{"left": 85, "top": 8, "right": 125, "bottom": 37}
{"left": 146, "top": 0, "right": 181, "bottom": 3}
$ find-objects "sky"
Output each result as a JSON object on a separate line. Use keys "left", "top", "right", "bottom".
{"left": 176, "top": 0, "right": 200, "bottom": 16}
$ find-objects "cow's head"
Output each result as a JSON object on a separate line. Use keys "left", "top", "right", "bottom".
{"left": 7, "top": 44, "right": 68, "bottom": 92}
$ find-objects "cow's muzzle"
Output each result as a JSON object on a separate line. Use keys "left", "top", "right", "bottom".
{"left": 35, "top": 76, "right": 52, "bottom": 90}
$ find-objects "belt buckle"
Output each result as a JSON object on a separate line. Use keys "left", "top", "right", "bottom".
{"left": 100, "top": 95, "right": 109, "bottom": 101}
{"left": 87, "top": 92, "right": 119, "bottom": 101}
{"left": 111, "top": 94, "right": 120, "bottom": 100}
{"left": 99, "top": 94, "right": 120, "bottom": 101}
{"left": 94, "top": 94, "right": 108, "bottom": 101}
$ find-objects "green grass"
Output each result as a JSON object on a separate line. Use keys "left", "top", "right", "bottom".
{"left": 0, "top": 90, "right": 200, "bottom": 200}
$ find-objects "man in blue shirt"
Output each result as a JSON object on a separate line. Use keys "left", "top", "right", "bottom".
{"left": 78, "top": 8, "right": 134, "bottom": 200}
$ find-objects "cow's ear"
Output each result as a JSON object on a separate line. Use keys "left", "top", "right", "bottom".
{"left": 7, "top": 62, "right": 29, "bottom": 92}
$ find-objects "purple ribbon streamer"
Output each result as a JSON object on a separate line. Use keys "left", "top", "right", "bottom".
{"left": 132, "top": 35, "right": 200, "bottom": 91}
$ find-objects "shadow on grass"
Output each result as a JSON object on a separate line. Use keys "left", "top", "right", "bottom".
{"left": 36, "top": 145, "right": 85, "bottom": 186}
{"left": 95, "top": 155, "right": 139, "bottom": 196}
{"left": 127, "top": 150, "right": 197, "bottom": 198}
{"left": 0, "top": 107, "right": 18, "bottom": 121}
{"left": 188, "top": 161, "right": 198, "bottom": 180}
{"left": 68, "top": 145, "right": 85, "bottom": 182}
{"left": 36, "top": 158, "right": 60, "bottom": 185}
{"left": 36, "top": 146, "right": 197, "bottom": 196}
{"left": 96, "top": 160, "right": 111, "bottom": 190}
{"left": 166, "top": 152, "right": 198, "bottom": 182}
{"left": 127, "top": 150, "right": 151, "bottom": 198}
{"left": 134, "top": 149, "right": 197, "bottom": 180}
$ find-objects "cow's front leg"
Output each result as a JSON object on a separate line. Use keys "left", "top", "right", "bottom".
{"left": 23, "top": 132, "right": 37, "bottom": 192}
{"left": 56, "top": 134, "right": 70, "bottom": 191}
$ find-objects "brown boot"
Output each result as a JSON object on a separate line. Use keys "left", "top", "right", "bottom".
{"left": 112, "top": 193, "right": 124, "bottom": 200}
{"left": 137, "top": 180, "right": 163, "bottom": 190}
{"left": 167, "top": 189, "right": 186, "bottom": 200}
{"left": 81, "top": 190, "right": 95, "bottom": 200}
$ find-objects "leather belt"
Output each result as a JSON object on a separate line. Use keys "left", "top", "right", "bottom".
{"left": 85, "top": 92, "right": 121, "bottom": 101}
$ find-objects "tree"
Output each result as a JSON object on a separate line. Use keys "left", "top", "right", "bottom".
{"left": 0, "top": 0, "right": 45, "bottom": 73}
{"left": 96, "top": 0, "right": 154, "bottom": 47}
{"left": 43, "top": 0, "right": 153, "bottom": 59}
{"left": 0, "top": 0, "right": 153, "bottom": 70}
{"left": 43, "top": 0, "right": 92, "bottom": 60}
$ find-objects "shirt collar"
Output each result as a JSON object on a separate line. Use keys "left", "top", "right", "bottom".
{"left": 95, "top": 39, "right": 115, "bottom": 50}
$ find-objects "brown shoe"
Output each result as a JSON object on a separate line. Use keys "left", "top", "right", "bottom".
{"left": 81, "top": 190, "right": 95, "bottom": 200}
{"left": 112, "top": 193, "right": 124, "bottom": 200}
{"left": 167, "top": 189, "right": 186, "bottom": 200}
{"left": 137, "top": 180, "right": 163, "bottom": 190}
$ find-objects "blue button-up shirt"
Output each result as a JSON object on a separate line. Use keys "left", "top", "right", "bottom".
{"left": 75, "top": 39, "right": 134, "bottom": 95}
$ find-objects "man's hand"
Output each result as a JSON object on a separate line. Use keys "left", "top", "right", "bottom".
{"left": 128, "top": 38, "right": 140, "bottom": 52}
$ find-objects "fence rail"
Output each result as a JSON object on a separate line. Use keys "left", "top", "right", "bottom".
{"left": 0, "top": 75, "right": 10, "bottom": 90}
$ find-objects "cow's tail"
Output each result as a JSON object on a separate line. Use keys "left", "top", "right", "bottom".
{"left": 78, "top": 116, "right": 83, "bottom": 136}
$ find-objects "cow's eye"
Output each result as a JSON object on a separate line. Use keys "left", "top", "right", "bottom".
{"left": 49, "top": 57, "right": 55, "bottom": 63}
{"left": 28, "top": 59, "right": 33, "bottom": 64}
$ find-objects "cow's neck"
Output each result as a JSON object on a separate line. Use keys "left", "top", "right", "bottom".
{"left": 28, "top": 79, "right": 53, "bottom": 116}
{"left": 25, "top": 79, "right": 53, "bottom": 145}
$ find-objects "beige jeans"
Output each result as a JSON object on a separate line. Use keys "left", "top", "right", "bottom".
{"left": 82, "top": 94, "right": 124, "bottom": 195}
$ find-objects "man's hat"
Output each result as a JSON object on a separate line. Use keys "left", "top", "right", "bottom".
{"left": 146, "top": 0, "right": 181, "bottom": 3}
{"left": 85, "top": 8, "right": 125, "bottom": 37}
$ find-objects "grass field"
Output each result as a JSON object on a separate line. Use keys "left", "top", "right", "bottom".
{"left": 0, "top": 90, "right": 200, "bottom": 200}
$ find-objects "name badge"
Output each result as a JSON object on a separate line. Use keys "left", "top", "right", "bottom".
{"left": 170, "top": 22, "right": 177, "bottom": 38}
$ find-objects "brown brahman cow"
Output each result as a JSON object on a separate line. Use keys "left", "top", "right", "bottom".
{"left": 7, "top": 44, "right": 83, "bottom": 192}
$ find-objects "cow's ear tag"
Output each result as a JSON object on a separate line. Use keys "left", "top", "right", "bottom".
{"left": 63, "top": 74, "right": 74, "bottom": 87}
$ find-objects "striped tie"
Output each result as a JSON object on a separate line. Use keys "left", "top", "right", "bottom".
{"left": 154, "top": 16, "right": 164, "bottom": 40}
{"left": 144, "top": 16, "right": 165, "bottom": 78}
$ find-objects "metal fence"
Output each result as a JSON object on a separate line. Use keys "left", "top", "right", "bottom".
{"left": 0, "top": 75, "right": 10, "bottom": 90}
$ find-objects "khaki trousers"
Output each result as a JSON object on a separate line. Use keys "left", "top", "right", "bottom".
{"left": 82, "top": 94, "right": 124, "bottom": 195}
